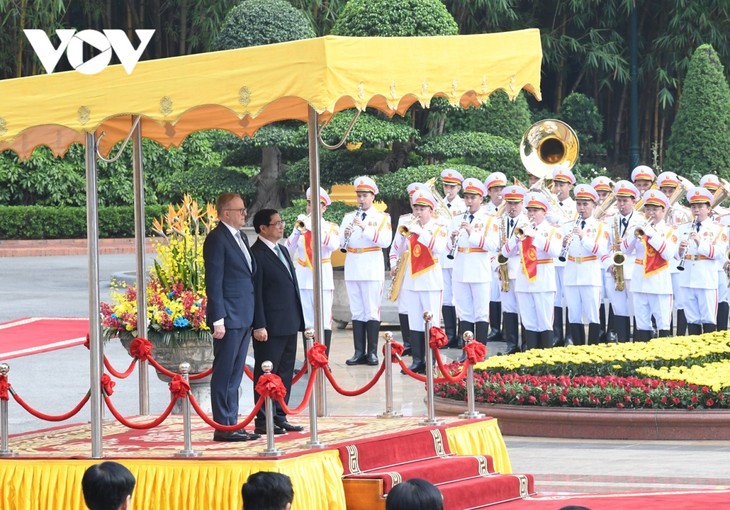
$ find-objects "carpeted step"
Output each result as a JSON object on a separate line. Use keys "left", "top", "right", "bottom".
{"left": 344, "top": 454, "right": 495, "bottom": 493}
{"left": 437, "top": 472, "right": 535, "bottom": 509}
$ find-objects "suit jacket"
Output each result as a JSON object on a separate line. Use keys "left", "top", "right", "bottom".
{"left": 203, "top": 224, "right": 256, "bottom": 329}
{"left": 251, "top": 238, "right": 305, "bottom": 336}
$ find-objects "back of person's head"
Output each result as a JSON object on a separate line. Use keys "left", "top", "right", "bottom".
{"left": 385, "top": 478, "right": 443, "bottom": 510}
{"left": 81, "top": 461, "right": 136, "bottom": 510}
{"left": 559, "top": 507, "right": 592, "bottom": 510}
{"left": 242, "top": 471, "right": 294, "bottom": 510}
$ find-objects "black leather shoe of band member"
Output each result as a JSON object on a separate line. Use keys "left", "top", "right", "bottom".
{"left": 366, "top": 353, "right": 379, "bottom": 366}
{"left": 276, "top": 421, "right": 304, "bottom": 432}
{"left": 213, "top": 430, "right": 259, "bottom": 442}
{"left": 345, "top": 354, "right": 368, "bottom": 365}
{"left": 254, "top": 425, "right": 287, "bottom": 435}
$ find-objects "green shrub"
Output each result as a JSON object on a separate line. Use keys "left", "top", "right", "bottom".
{"left": 278, "top": 200, "right": 356, "bottom": 233}
{"left": 560, "top": 92, "right": 606, "bottom": 160}
{"left": 165, "top": 166, "right": 257, "bottom": 205}
{"left": 445, "top": 91, "right": 532, "bottom": 145}
{"left": 283, "top": 149, "right": 391, "bottom": 190}
{"left": 375, "top": 164, "right": 487, "bottom": 202}
{"left": 331, "top": 0, "right": 458, "bottom": 37}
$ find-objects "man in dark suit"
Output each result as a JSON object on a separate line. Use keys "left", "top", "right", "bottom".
{"left": 204, "top": 193, "right": 260, "bottom": 442}
{"left": 251, "top": 209, "right": 306, "bottom": 435}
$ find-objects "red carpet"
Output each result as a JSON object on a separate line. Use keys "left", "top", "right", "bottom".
{"left": 0, "top": 317, "right": 88, "bottom": 359}
{"left": 497, "top": 489, "right": 730, "bottom": 509}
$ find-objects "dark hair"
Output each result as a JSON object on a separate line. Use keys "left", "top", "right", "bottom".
{"left": 252, "top": 209, "right": 278, "bottom": 233}
{"left": 242, "top": 471, "right": 294, "bottom": 510}
{"left": 81, "top": 461, "right": 136, "bottom": 510}
{"left": 559, "top": 507, "right": 592, "bottom": 510}
{"left": 385, "top": 478, "right": 443, "bottom": 510}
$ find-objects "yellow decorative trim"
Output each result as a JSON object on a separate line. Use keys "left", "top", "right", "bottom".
{"left": 358, "top": 82, "right": 365, "bottom": 100}
{"left": 451, "top": 79, "right": 458, "bottom": 97}
{"left": 390, "top": 80, "right": 397, "bottom": 100}
{"left": 481, "top": 75, "right": 488, "bottom": 94}
{"left": 430, "top": 428, "right": 448, "bottom": 457}
{"left": 0, "top": 118, "right": 6, "bottom": 135}
{"left": 346, "top": 444, "right": 361, "bottom": 474}
{"left": 444, "top": 419, "right": 512, "bottom": 474}
{"left": 476, "top": 455, "right": 489, "bottom": 475}
{"left": 421, "top": 79, "right": 428, "bottom": 96}
{"left": 239, "top": 86, "right": 251, "bottom": 107}
{"left": 160, "top": 96, "right": 173, "bottom": 116}
{"left": 77, "top": 106, "right": 90, "bottom": 125}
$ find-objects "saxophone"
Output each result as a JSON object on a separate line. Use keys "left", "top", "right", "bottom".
{"left": 497, "top": 215, "right": 510, "bottom": 292}
{"left": 612, "top": 215, "right": 625, "bottom": 291}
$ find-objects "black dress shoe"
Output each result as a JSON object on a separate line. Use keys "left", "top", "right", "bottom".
{"left": 213, "top": 430, "right": 257, "bottom": 442}
{"left": 366, "top": 353, "right": 379, "bottom": 366}
{"left": 276, "top": 421, "right": 304, "bottom": 432}
{"left": 254, "top": 425, "right": 287, "bottom": 435}
{"left": 401, "top": 347, "right": 412, "bottom": 356}
{"left": 345, "top": 354, "right": 367, "bottom": 366}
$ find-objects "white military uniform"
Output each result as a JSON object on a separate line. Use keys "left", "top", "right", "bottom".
{"left": 339, "top": 206, "right": 393, "bottom": 321}
{"left": 286, "top": 218, "right": 339, "bottom": 329}
{"left": 552, "top": 196, "right": 576, "bottom": 308}
{"left": 501, "top": 213, "right": 529, "bottom": 314}
{"left": 603, "top": 211, "right": 643, "bottom": 317}
{"left": 390, "top": 213, "right": 416, "bottom": 316}
{"left": 440, "top": 195, "right": 465, "bottom": 307}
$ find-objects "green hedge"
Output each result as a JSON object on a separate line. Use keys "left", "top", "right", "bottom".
{"left": 0, "top": 205, "right": 168, "bottom": 240}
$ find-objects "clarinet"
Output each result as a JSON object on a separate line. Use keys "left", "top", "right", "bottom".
{"left": 447, "top": 211, "right": 470, "bottom": 260}
{"left": 558, "top": 216, "right": 582, "bottom": 262}
{"left": 677, "top": 215, "right": 699, "bottom": 271}
{"left": 340, "top": 205, "right": 363, "bottom": 253}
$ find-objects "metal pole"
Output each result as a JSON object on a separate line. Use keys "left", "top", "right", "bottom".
{"left": 258, "top": 361, "right": 283, "bottom": 457}
{"left": 307, "top": 106, "right": 328, "bottom": 417}
{"left": 0, "top": 364, "right": 15, "bottom": 457}
{"left": 628, "top": 3, "right": 640, "bottom": 173}
{"left": 175, "top": 363, "right": 200, "bottom": 457}
{"left": 458, "top": 332, "right": 484, "bottom": 419}
{"left": 305, "top": 329, "right": 326, "bottom": 448}
{"left": 377, "top": 333, "right": 401, "bottom": 419}
{"left": 421, "top": 312, "right": 442, "bottom": 426}
{"left": 131, "top": 115, "right": 150, "bottom": 416}
{"left": 86, "top": 132, "right": 103, "bottom": 458}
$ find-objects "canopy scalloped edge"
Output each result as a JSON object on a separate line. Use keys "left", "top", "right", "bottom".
{"left": 0, "top": 30, "right": 542, "bottom": 159}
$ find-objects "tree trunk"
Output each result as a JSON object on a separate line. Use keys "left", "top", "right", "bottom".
{"left": 248, "top": 146, "right": 283, "bottom": 222}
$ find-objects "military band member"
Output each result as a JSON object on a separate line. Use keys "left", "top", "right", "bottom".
{"left": 340, "top": 176, "right": 393, "bottom": 366}
{"left": 631, "top": 165, "right": 656, "bottom": 195}
{"left": 499, "top": 185, "right": 528, "bottom": 354}
{"left": 699, "top": 175, "right": 729, "bottom": 330}
{"left": 602, "top": 180, "right": 641, "bottom": 342}
{"left": 591, "top": 176, "right": 615, "bottom": 210}
{"left": 285, "top": 187, "right": 339, "bottom": 356}
{"left": 440, "top": 168, "right": 465, "bottom": 349}
{"left": 591, "top": 175, "right": 615, "bottom": 339}
{"left": 657, "top": 171, "right": 691, "bottom": 335}
{"left": 484, "top": 171, "right": 508, "bottom": 342}
{"left": 562, "top": 184, "right": 608, "bottom": 345}
{"left": 550, "top": 167, "right": 576, "bottom": 346}
{"left": 502, "top": 192, "right": 563, "bottom": 349}
{"left": 393, "top": 189, "right": 447, "bottom": 373}
{"left": 447, "top": 178, "right": 499, "bottom": 350}
{"left": 677, "top": 187, "right": 728, "bottom": 334}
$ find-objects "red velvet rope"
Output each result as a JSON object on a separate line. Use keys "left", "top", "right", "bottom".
{"left": 383, "top": 340, "right": 405, "bottom": 361}
{"left": 104, "top": 394, "right": 177, "bottom": 430}
{"left": 464, "top": 341, "right": 487, "bottom": 365}
{"left": 291, "top": 363, "right": 308, "bottom": 384}
{"left": 101, "top": 374, "right": 116, "bottom": 396}
{"left": 169, "top": 375, "right": 190, "bottom": 400}
{"left": 244, "top": 366, "right": 254, "bottom": 381}
{"left": 397, "top": 356, "right": 467, "bottom": 384}
{"left": 429, "top": 326, "right": 449, "bottom": 349}
{"left": 189, "top": 392, "right": 263, "bottom": 432}
{"left": 0, "top": 375, "right": 9, "bottom": 401}
{"left": 104, "top": 357, "right": 138, "bottom": 379}
{"left": 432, "top": 349, "right": 468, "bottom": 383}
{"left": 255, "top": 374, "right": 287, "bottom": 401}
{"left": 397, "top": 358, "right": 427, "bottom": 382}
{"left": 188, "top": 367, "right": 213, "bottom": 381}
{"left": 277, "top": 367, "right": 317, "bottom": 415}
{"left": 130, "top": 337, "right": 153, "bottom": 360}
{"left": 325, "top": 362, "right": 385, "bottom": 396}
{"left": 307, "top": 343, "right": 329, "bottom": 369}
{"left": 12, "top": 390, "right": 90, "bottom": 421}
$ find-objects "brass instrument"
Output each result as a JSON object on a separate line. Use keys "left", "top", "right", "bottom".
{"left": 447, "top": 211, "right": 469, "bottom": 260}
{"left": 497, "top": 216, "right": 510, "bottom": 292}
{"left": 612, "top": 216, "right": 626, "bottom": 291}
{"left": 677, "top": 215, "right": 700, "bottom": 271}
{"left": 519, "top": 119, "right": 580, "bottom": 180}
{"left": 425, "top": 177, "right": 454, "bottom": 220}
{"left": 513, "top": 222, "right": 535, "bottom": 241}
{"left": 388, "top": 218, "right": 418, "bottom": 302}
{"left": 634, "top": 182, "right": 659, "bottom": 211}
{"left": 340, "top": 204, "right": 363, "bottom": 253}
{"left": 558, "top": 216, "right": 582, "bottom": 262}
{"left": 593, "top": 192, "right": 616, "bottom": 220}
{"left": 666, "top": 177, "right": 692, "bottom": 224}
{"left": 710, "top": 178, "right": 730, "bottom": 209}
{"left": 295, "top": 214, "right": 309, "bottom": 233}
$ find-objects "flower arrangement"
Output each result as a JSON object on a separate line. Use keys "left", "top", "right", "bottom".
{"left": 434, "top": 332, "right": 730, "bottom": 410}
{"left": 101, "top": 194, "right": 217, "bottom": 346}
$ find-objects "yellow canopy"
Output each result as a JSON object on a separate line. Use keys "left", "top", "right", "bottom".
{"left": 0, "top": 30, "right": 542, "bottom": 159}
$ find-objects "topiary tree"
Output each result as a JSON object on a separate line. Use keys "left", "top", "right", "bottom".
{"left": 330, "top": 0, "right": 458, "bottom": 37}
{"left": 665, "top": 44, "right": 730, "bottom": 181}
{"left": 213, "top": 0, "right": 316, "bottom": 219}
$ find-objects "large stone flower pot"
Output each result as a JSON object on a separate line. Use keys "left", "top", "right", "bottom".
{"left": 120, "top": 330, "right": 213, "bottom": 414}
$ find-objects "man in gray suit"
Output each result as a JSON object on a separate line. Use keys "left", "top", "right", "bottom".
{"left": 204, "top": 193, "right": 260, "bottom": 441}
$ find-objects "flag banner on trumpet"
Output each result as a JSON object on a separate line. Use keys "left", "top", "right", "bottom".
{"left": 520, "top": 237, "right": 539, "bottom": 281}
{"left": 409, "top": 234, "right": 437, "bottom": 277}
{"left": 641, "top": 237, "right": 669, "bottom": 277}
{"left": 303, "top": 230, "right": 313, "bottom": 268}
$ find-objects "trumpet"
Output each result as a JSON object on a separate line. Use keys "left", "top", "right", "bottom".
{"left": 340, "top": 204, "right": 363, "bottom": 253}
{"left": 447, "top": 210, "right": 470, "bottom": 260}
{"left": 677, "top": 215, "right": 700, "bottom": 271}
{"left": 558, "top": 216, "right": 582, "bottom": 262}
{"left": 398, "top": 218, "right": 419, "bottom": 238}
{"left": 295, "top": 214, "right": 309, "bottom": 233}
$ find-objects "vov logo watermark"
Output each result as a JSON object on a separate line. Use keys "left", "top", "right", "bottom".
{"left": 23, "top": 29, "right": 155, "bottom": 75}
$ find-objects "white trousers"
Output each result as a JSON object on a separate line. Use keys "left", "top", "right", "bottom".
{"left": 346, "top": 280, "right": 384, "bottom": 321}
{"left": 300, "top": 289, "right": 334, "bottom": 330}
{"left": 400, "top": 289, "right": 443, "bottom": 332}
{"left": 605, "top": 276, "right": 634, "bottom": 317}
{"left": 501, "top": 283, "right": 519, "bottom": 314}
{"left": 516, "top": 291, "right": 555, "bottom": 331}
{"left": 671, "top": 272, "right": 683, "bottom": 310}
{"left": 565, "top": 285, "right": 601, "bottom": 324}
{"left": 554, "top": 266, "right": 565, "bottom": 307}
{"left": 683, "top": 287, "right": 718, "bottom": 325}
{"left": 490, "top": 276, "right": 501, "bottom": 301}
{"left": 442, "top": 268, "right": 454, "bottom": 306}
{"left": 633, "top": 292, "right": 672, "bottom": 331}
{"left": 453, "top": 281, "right": 490, "bottom": 323}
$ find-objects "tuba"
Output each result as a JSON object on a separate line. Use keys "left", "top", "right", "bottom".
{"left": 520, "top": 119, "right": 580, "bottom": 180}
{"left": 424, "top": 177, "right": 453, "bottom": 220}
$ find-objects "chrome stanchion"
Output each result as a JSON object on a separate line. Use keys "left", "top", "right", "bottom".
{"left": 458, "top": 332, "right": 485, "bottom": 419}
{"left": 175, "top": 363, "right": 200, "bottom": 457}
{"left": 305, "top": 329, "right": 326, "bottom": 448}
{"left": 0, "top": 364, "right": 15, "bottom": 458}
{"left": 378, "top": 332, "right": 401, "bottom": 419}
{"left": 259, "top": 361, "right": 284, "bottom": 457}
{"left": 421, "top": 312, "right": 443, "bottom": 426}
